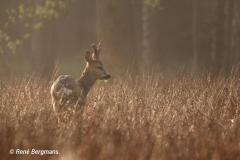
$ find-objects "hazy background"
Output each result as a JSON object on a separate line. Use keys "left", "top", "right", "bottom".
{"left": 0, "top": 0, "right": 239, "bottom": 77}
{"left": 1, "top": 1, "right": 240, "bottom": 159}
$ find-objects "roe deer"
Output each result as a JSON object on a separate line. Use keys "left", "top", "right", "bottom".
{"left": 50, "top": 43, "right": 111, "bottom": 112}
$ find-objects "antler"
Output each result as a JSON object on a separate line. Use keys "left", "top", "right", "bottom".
{"left": 92, "top": 42, "right": 102, "bottom": 60}
{"left": 97, "top": 42, "right": 101, "bottom": 52}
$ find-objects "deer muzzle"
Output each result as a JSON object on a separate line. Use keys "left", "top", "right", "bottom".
{"left": 102, "top": 74, "right": 111, "bottom": 80}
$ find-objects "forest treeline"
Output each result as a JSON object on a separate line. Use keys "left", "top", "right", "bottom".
{"left": 0, "top": 0, "right": 239, "bottom": 76}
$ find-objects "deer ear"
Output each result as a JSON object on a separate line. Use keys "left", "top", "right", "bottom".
{"left": 85, "top": 51, "right": 92, "bottom": 62}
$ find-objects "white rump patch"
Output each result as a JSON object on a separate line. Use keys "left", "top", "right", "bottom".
{"left": 57, "top": 87, "right": 73, "bottom": 96}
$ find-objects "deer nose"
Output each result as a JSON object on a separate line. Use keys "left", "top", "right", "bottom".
{"left": 103, "top": 74, "right": 111, "bottom": 79}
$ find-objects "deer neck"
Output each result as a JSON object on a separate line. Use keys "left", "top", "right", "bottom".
{"left": 78, "top": 70, "right": 96, "bottom": 97}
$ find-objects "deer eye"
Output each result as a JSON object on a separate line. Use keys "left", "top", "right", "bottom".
{"left": 97, "top": 66, "right": 103, "bottom": 70}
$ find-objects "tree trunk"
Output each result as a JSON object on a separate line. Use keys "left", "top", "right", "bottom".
{"left": 225, "top": 0, "right": 234, "bottom": 71}
{"left": 191, "top": 0, "right": 199, "bottom": 73}
{"left": 234, "top": 1, "right": 240, "bottom": 64}
{"left": 130, "top": 0, "right": 142, "bottom": 72}
{"left": 141, "top": 1, "right": 152, "bottom": 71}
{"left": 214, "top": 0, "right": 226, "bottom": 74}
{"left": 31, "top": 22, "right": 56, "bottom": 76}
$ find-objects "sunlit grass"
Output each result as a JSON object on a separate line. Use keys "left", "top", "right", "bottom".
{"left": 0, "top": 72, "right": 240, "bottom": 160}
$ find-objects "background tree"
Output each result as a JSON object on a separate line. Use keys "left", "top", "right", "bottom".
{"left": 0, "top": 0, "right": 240, "bottom": 76}
{"left": 0, "top": 0, "right": 72, "bottom": 75}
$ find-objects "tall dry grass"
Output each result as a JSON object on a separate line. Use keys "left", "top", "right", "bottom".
{"left": 0, "top": 72, "right": 240, "bottom": 160}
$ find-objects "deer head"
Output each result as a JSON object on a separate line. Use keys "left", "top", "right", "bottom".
{"left": 84, "top": 43, "right": 111, "bottom": 80}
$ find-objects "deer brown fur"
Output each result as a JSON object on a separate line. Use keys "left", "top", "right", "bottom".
{"left": 50, "top": 43, "right": 111, "bottom": 112}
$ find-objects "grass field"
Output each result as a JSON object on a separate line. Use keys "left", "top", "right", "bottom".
{"left": 0, "top": 72, "right": 240, "bottom": 160}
